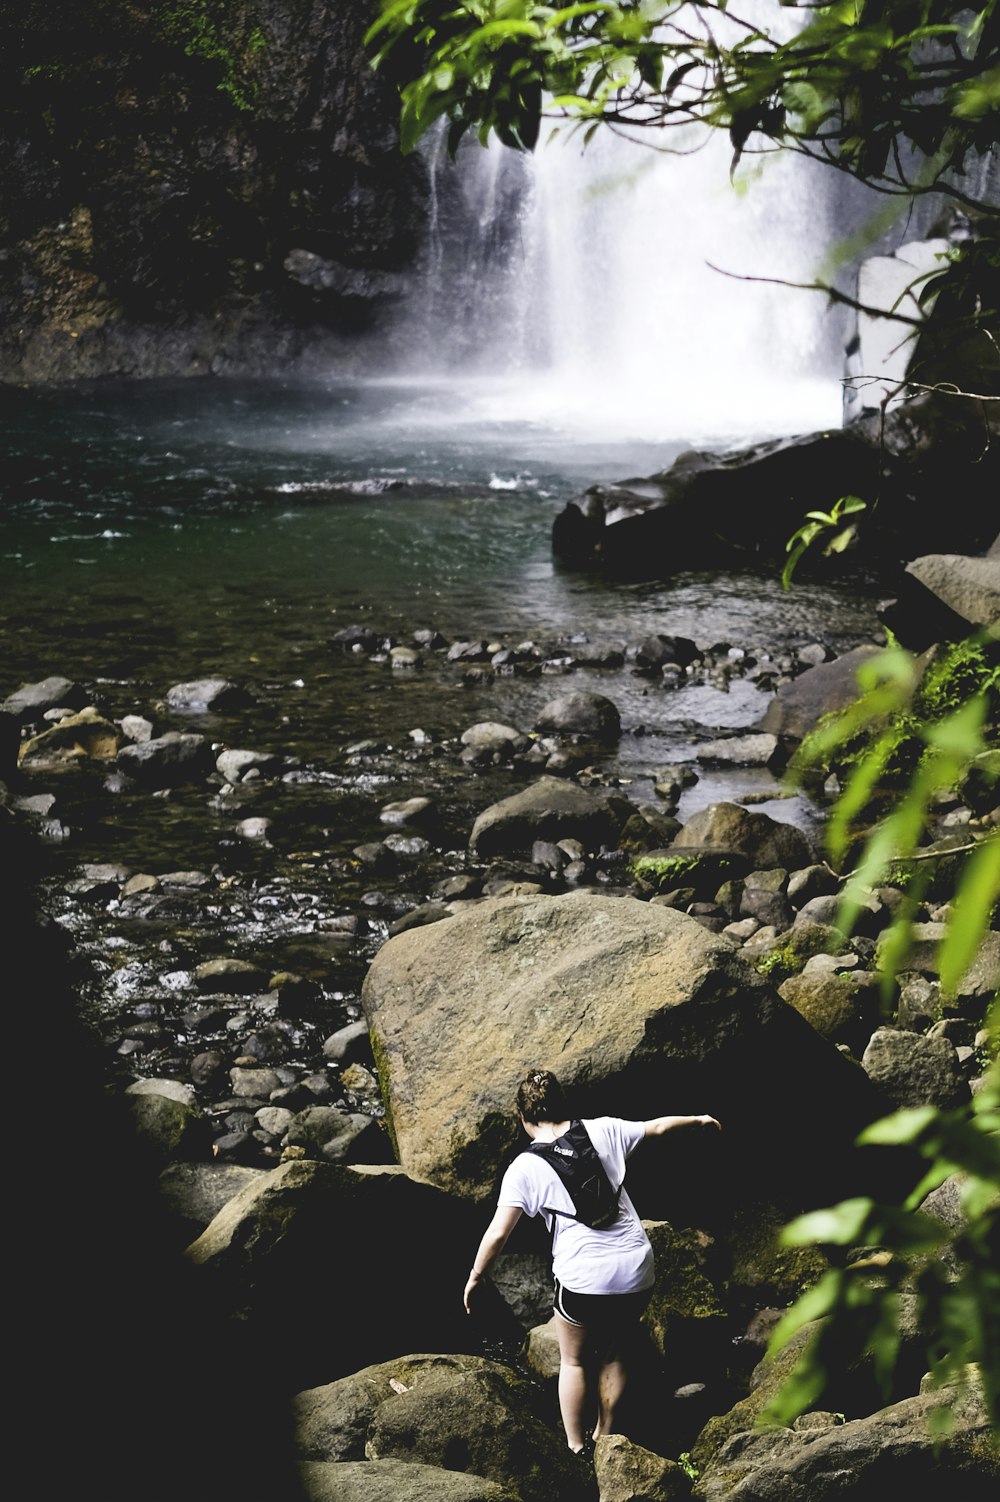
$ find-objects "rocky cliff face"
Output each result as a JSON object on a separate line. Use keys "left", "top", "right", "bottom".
{"left": 0, "top": 0, "right": 428, "bottom": 383}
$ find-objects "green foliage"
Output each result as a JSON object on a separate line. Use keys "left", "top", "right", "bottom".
{"left": 782, "top": 496, "right": 868, "bottom": 590}
{"left": 366, "top": 1, "right": 1000, "bottom": 208}
{"left": 762, "top": 1053, "right": 1000, "bottom": 1431}
{"left": 676, "top": 1450, "right": 700, "bottom": 1479}
{"left": 787, "top": 633, "right": 1000, "bottom": 998}
{"left": 159, "top": 4, "right": 267, "bottom": 110}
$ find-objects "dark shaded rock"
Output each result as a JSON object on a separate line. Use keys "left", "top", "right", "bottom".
{"left": 165, "top": 677, "right": 254, "bottom": 712}
{"left": 672, "top": 803, "right": 816, "bottom": 871}
{"left": 755, "top": 647, "right": 883, "bottom": 744}
{"left": 552, "top": 395, "right": 998, "bottom": 579}
{"left": 468, "top": 777, "right": 625, "bottom": 860}
{"left": 117, "top": 732, "right": 216, "bottom": 786}
{"left": 534, "top": 691, "right": 622, "bottom": 742}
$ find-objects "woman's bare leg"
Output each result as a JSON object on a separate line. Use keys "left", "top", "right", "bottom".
{"left": 554, "top": 1313, "right": 594, "bottom": 1451}
{"left": 594, "top": 1351, "right": 627, "bottom": 1437}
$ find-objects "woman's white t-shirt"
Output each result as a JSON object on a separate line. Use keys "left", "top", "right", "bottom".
{"left": 497, "top": 1117, "right": 654, "bottom": 1296}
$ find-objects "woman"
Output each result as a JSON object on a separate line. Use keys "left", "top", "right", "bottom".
{"left": 463, "top": 1068, "right": 721, "bottom": 1457}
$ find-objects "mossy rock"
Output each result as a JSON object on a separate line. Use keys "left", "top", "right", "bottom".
{"left": 631, "top": 847, "right": 748, "bottom": 897}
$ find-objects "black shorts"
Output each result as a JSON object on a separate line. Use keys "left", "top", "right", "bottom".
{"left": 553, "top": 1278, "right": 652, "bottom": 1331}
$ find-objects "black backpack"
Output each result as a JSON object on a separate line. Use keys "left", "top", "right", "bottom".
{"left": 524, "top": 1119, "right": 622, "bottom": 1230}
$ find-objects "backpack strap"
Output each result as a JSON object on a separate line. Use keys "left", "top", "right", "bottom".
{"left": 521, "top": 1120, "right": 622, "bottom": 1229}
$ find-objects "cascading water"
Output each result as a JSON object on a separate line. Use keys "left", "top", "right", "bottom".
{"left": 393, "top": 9, "right": 851, "bottom": 446}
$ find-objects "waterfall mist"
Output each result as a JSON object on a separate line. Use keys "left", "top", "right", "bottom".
{"left": 392, "top": 116, "right": 849, "bottom": 445}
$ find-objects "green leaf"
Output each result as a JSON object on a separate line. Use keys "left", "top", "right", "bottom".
{"left": 939, "top": 834, "right": 1000, "bottom": 996}
{"left": 766, "top": 1270, "right": 846, "bottom": 1356}
{"left": 780, "top": 1197, "right": 876, "bottom": 1247}
{"left": 858, "top": 1106, "right": 939, "bottom": 1147}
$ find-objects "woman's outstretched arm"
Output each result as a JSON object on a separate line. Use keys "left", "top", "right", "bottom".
{"left": 643, "top": 1113, "right": 721, "bottom": 1136}
{"left": 464, "top": 1205, "right": 523, "bottom": 1313}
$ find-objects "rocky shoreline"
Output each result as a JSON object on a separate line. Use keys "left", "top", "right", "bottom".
{"left": 4, "top": 546, "right": 998, "bottom": 1502}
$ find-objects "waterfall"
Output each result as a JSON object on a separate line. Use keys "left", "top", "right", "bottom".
{"left": 390, "top": 7, "right": 862, "bottom": 445}
{"left": 395, "top": 115, "right": 847, "bottom": 445}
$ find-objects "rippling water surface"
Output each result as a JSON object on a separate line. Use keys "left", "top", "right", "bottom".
{"left": 2, "top": 376, "right": 884, "bottom": 1042}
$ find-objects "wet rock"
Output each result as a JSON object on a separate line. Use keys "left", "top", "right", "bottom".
{"left": 282, "top": 1106, "right": 386, "bottom": 1162}
{"left": 695, "top": 734, "right": 780, "bottom": 768}
{"left": 787, "top": 865, "right": 840, "bottom": 906}
{"left": 120, "top": 714, "right": 154, "bottom": 743}
{"left": 217, "top": 748, "right": 284, "bottom": 783}
{"left": 195, "top": 958, "right": 270, "bottom": 994}
{"left": 323, "top": 1020, "right": 374, "bottom": 1068}
{"left": 236, "top": 816, "right": 273, "bottom": 842}
{"left": 19, "top": 706, "right": 123, "bottom": 765}
{"left": 460, "top": 722, "right": 529, "bottom": 760}
{"left": 230, "top": 1065, "right": 284, "bottom": 1098}
{"left": 1, "top": 675, "right": 87, "bottom": 723}
{"left": 628, "top": 634, "right": 700, "bottom": 672}
{"left": 165, "top": 678, "right": 254, "bottom": 712}
{"left": 117, "top": 731, "right": 216, "bottom": 786}
{"left": 671, "top": 803, "right": 816, "bottom": 871}
{"left": 754, "top": 646, "right": 883, "bottom": 745}
{"left": 534, "top": 690, "right": 621, "bottom": 742}
{"left": 379, "top": 796, "right": 436, "bottom": 829}
{"left": 468, "top": 776, "right": 625, "bottom": 861}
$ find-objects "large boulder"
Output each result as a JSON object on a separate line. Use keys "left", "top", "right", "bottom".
{"left": 755, "top": 648, "right": 882, "bottom": 745}
{"left": 298, "top": 1459, "right": 516, "bottom": 1502}
{"left": 671, "top": 804, "right": 816, "bottom": 872}
{"left": 293, "top": 1353, "right": 585, "bottom": 1502}
{"left": 468, "top": 777, "right": 626, "bottom": 861}
{"left": 693, "top": 1373, "right": 1000, "bottom": 1502}
{"left": 551, "top": 394, "right": 997, "bottom": 580}
{"left": 360, "top": 891, "right": 892, "bottom": 1225}
{"left": 879, "top": 554, "right": 1000, "bottom": 651}
{"left": 186, "top": 1161, "right": 502, "bottom": 1387}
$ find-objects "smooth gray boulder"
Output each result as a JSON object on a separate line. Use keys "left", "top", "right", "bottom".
{"left": 117, "top": 731, "right": 216, "bottom": 786}
{"left": 360, "top": 890, "right": 888, "bottom": 1219}
{"left": 533, "top": 691, "right": 621, "bottom": 741}
{"left": 905, "top": 554, "right": 1000, "bottom": 630}
{"left": 1, "top": 675, "right": 86, "bottom": 723}
{"left": 755, "top": 647, "right": 882, "bottom": 743}
{"left": 468, "top": 777, "right": 625, "bottom": 860}
{"left": 165, "top": 677, "right": 253, "bottom": 711}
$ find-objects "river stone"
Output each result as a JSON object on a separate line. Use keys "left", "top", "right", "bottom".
{"left": 1, "top": 675, "right": 87, "bottom": 723}
{"left": 460, "top": 722, "right": 528, "bottom": 756}
{"left": 777, "top": 971, "right": 883, "bottom": 1055}
{"left": 468, "top": 776, "right": 625, "bottom": 859}
{"left": 755, "top": 646, "right": 883, "bottom": 743}
{"left": 217, "top": 748, "right": 283, "bottom": 783}
{"left": 282, "top": 1106, "right": 388, "bottom": 1163}
{"left": 594, "top": 1434, "right": 692, "bottom": 1502}
{"left": 193, "top": 957, "right": 270, "bottom": 994}
{"left": 534, "top": 690, "right": 621, "bottom": 741}
{"left": 878, "top": 922, "right": 1000, "bottom": 996}
{"left": 671, "top": 802, "right": 816, "bottom": 870}
{"left": 122, "top": 1090, "right": 213, "bottom": 1170}
{"left": 298, "top": 1459, "right": 516, "bottom": 1502}
{"left": 165, "top": 677, "right": 253, "bottom": 711}
{"left": 695, "top": 733, "right": 780, "bottom": 767}
{"left": 19, "top": 706, "right": 123, "bottom": 765}
{"left": 186, "top": 1161, "right": 488, "bottom": 1385}
{"left": 360, "top": 890, "right": 887, "bottom": 1217}
{"left": 323, "top": 1020, "right": 375, "bottom": 1067}
{"left": 861, "top": 1028, "right": 970, "bottom": 1109}
{"left": 126, "top": 1077, "right": 196, "bottom": 1107}
{"left": 380, "top": 796, "right": 436, "bottom": 828}
{"left": 693, "top": 1373, "right": 999, "bottom": 1502}
{"left": 117, "top": 731, "right": 216, "bottom": 786}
